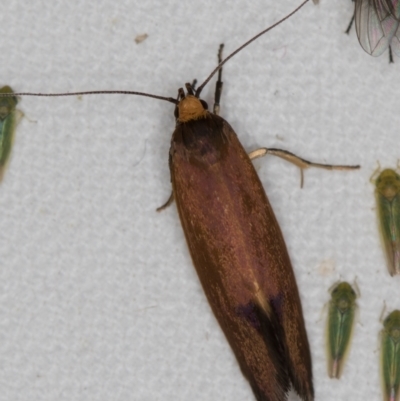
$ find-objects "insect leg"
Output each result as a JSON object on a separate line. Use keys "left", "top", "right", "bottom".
{"left": 345, "top": 0, "right": 355, "bottom": 34}
{"left": 156, "top": 191, "right": 175, "bottom": 212}
{"left": 248, "top": 147, "right": 360, "bottom": 188}
{"left": 213, "top": 44, "right": 224, "bottom": 115}
{"left": 370, "top": 161, "right": 382, "bottom": 184}
{"left": 345, "top": 12, "right": 355, "bottom": 34}
{"left": 389, "top": 46, "right": 394, "bottom": 63}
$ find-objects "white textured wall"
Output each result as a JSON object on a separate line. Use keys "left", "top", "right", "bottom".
{"left": 0, "top": 1, "right": 393, "bottom": 400}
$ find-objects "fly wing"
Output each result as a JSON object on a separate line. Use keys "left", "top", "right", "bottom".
{"left": 355, "top": 0, "right": 399, "bottom": 56}
{"left": 384, "top": 0, "right": 400, "bottom": 19}
{"left": 389, "top": 22, "right": 400, "bottom": 55}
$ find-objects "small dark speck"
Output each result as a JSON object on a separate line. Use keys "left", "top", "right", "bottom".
{"left": 135, "top": 33, "right": 149, "bottom": 44}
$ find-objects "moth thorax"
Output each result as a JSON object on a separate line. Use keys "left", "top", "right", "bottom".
{"left": 178, "top": 95, "right": 208, "bottom": 123}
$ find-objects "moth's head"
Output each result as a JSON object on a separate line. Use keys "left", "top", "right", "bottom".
{"left": 174, "top": 83, "right": 208, "bottom": 123}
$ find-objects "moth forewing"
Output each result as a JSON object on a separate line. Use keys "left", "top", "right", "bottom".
{"left": 170, "top": 108, "right": 313, "bottom": 401}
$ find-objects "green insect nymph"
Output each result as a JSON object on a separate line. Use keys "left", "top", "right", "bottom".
{"left": 326, "top": 281, "right": 357, "bottom": 379}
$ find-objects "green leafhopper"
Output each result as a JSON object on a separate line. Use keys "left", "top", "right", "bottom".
{"left": 0, "top": 86, "right": 18, "bottom": 181}
{"left": 326, "top": 281, "right": 357, "bottom": 379}
{"left": 381, "top": 310, "right": 400, "bottom": 401}
{"left": 374, "top": 168, "right": 400, "bottom": 276}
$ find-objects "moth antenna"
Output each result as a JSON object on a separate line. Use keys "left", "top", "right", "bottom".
{"left": 195, "top": 0, "right": 309, "bottom": 97}
{"left": 0, "top": 0, "right": 309, "bottom": 104}
{"left": 0, "top": 90, "right": 178, "bottom": 105}
{"left": 185, "top": 83, "right": 195, "bottom": 95}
